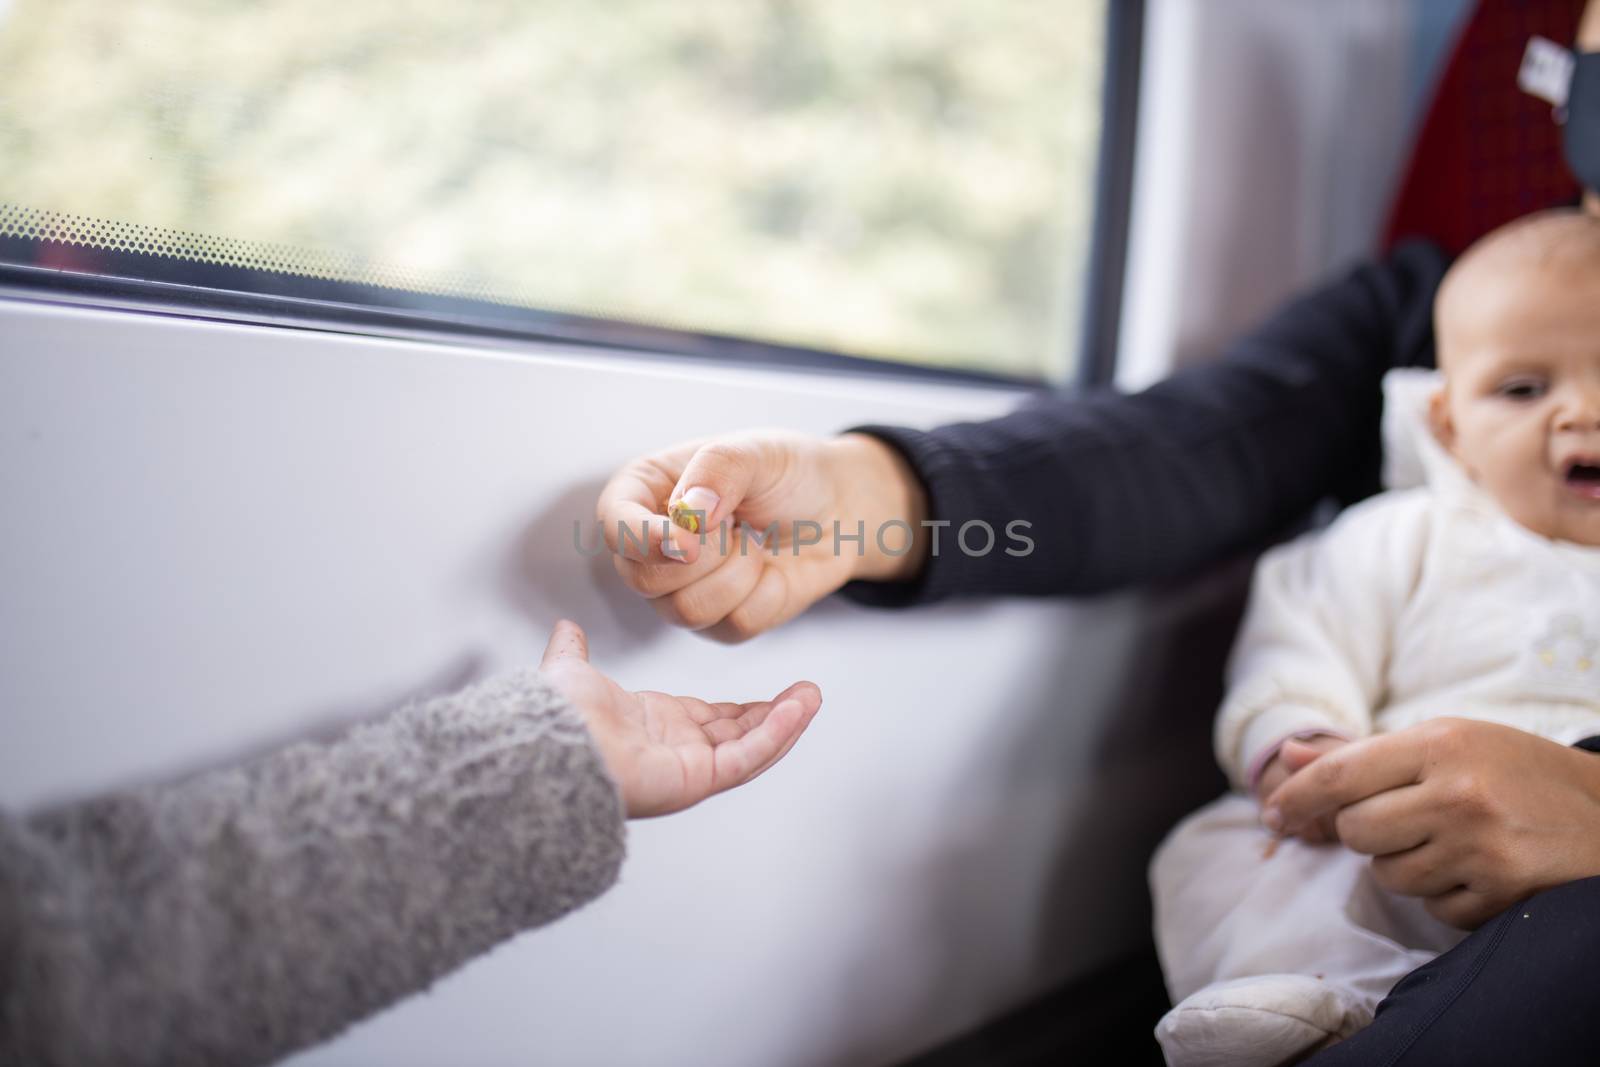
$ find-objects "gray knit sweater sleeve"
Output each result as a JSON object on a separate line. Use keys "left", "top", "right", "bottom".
{"left": 0, "top": 669, "right": 626, "bottom": 1067}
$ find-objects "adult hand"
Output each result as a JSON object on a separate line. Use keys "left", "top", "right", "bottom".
{"left": 595, "top": 431, "right": 927, "bottom": 642}
{"left": 1264, "top": 718, "right": 1600, "bottom": 928}
{"left": 538, "top": 620, "right": 823, "bottom": 817}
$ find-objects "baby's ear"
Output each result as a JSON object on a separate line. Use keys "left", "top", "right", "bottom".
{"left": 1427, "top": 387, "right": 1456, "bottom": 453}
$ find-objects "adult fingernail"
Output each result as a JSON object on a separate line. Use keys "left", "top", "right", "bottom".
{"left": 1262, "top": 807, "right": 1284, "bottom": 833}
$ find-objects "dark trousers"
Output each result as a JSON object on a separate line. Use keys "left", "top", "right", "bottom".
{"left": 1305, "top": 875, "right": 1600, "bottom": 1066}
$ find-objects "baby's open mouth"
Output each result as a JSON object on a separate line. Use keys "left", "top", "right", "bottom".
{"left": 1564, "top": 458, "right": 1600, "bottom": 498}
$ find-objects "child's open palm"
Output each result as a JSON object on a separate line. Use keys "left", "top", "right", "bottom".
{"left": 538, "top": 620, "right": 822, "bottom": 817}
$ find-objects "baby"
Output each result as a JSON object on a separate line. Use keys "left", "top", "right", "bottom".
{"left": 1149, "top": 208, "right": 1600, "bottom": 1067}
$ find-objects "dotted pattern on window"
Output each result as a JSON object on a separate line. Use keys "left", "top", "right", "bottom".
{"left": 0, "top": 202, "right": 629, "bottom": 321}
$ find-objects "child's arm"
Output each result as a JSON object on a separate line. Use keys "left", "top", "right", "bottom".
{"left": 0, "top": 621, "right": 822, "bottom": 1067}
{"left": 0, "top": 670, "right": 623, "bottom": 1067}
{"left": 1214, "top": 491, "right": 1432, "bottom": 798}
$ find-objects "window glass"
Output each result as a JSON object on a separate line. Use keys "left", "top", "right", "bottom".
{"left": 0, "top": 0, "right": 1108, "bottom": 379}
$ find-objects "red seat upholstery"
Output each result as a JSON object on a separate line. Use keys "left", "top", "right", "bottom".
{"left": 1384, "top": 0, "right": 1586, "bottom": 254}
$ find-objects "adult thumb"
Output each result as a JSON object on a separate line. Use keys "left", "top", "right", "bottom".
{"left": 540, "top": 619, "right": 590, "bottom": 668}
{"left": 668, "top": 437, "right": 768, "bottom": 534}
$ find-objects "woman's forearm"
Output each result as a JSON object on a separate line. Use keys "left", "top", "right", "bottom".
{"left": 0, "top": 670, "right": 625, "bottom": 1067}
{"left": 839, "top": 241, "right": 1450, "bottom": 605}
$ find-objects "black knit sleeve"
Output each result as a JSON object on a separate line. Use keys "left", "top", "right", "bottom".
{"left": 840, "top": 240, "right": 1450, "bottom": 605}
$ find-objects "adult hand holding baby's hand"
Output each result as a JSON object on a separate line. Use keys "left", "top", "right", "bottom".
{"left": 539, "top": 620, "right": 822, "bottom": 817}
{"left": 1264, "top": 718, "right": 1600, "bottom": 929}
{"left": 1254, "top": 735, "right": 1349, "bottom": 843}
{"left": 596, "top": 431, "right": 926, "bottom": 642}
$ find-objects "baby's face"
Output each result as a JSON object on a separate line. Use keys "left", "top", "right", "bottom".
{"left": 1432, "top": 262, "right": 1600, "bottom": 546}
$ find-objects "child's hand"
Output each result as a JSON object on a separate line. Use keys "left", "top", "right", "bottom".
{"left": 1255, "top": 735, "right": 1349, "bottom": 843}
{"left": 539, "top": 620, "right": 823, "bottom": 817}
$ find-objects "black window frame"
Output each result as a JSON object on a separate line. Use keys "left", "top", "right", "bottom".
{"left": 0, "top": 1, "right": 1141, "bottom": 390}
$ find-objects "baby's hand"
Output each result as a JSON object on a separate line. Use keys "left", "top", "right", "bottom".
{"left": 1254, "top": 735, "right": 1349, "bottom": 843}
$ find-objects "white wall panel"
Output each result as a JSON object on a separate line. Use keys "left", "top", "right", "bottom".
{"left": 0, "top": 299, "right": 1217, "bottom": 1066}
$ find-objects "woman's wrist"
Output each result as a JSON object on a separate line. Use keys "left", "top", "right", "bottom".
{"left": 827, "top": 432, "right": 930, "bottom": 583}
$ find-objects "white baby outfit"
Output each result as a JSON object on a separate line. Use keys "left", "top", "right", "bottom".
{"left": 1150, "top": 371, "right": 1600, "bottom": 1066}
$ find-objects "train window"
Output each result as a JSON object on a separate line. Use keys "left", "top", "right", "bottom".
{"left": 0, "top": 1, "right": 1121, "bottom": 382}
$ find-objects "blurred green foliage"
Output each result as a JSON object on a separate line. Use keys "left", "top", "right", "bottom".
{"left": 0, "top": 0, "right": 1105, "bottom": 376}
